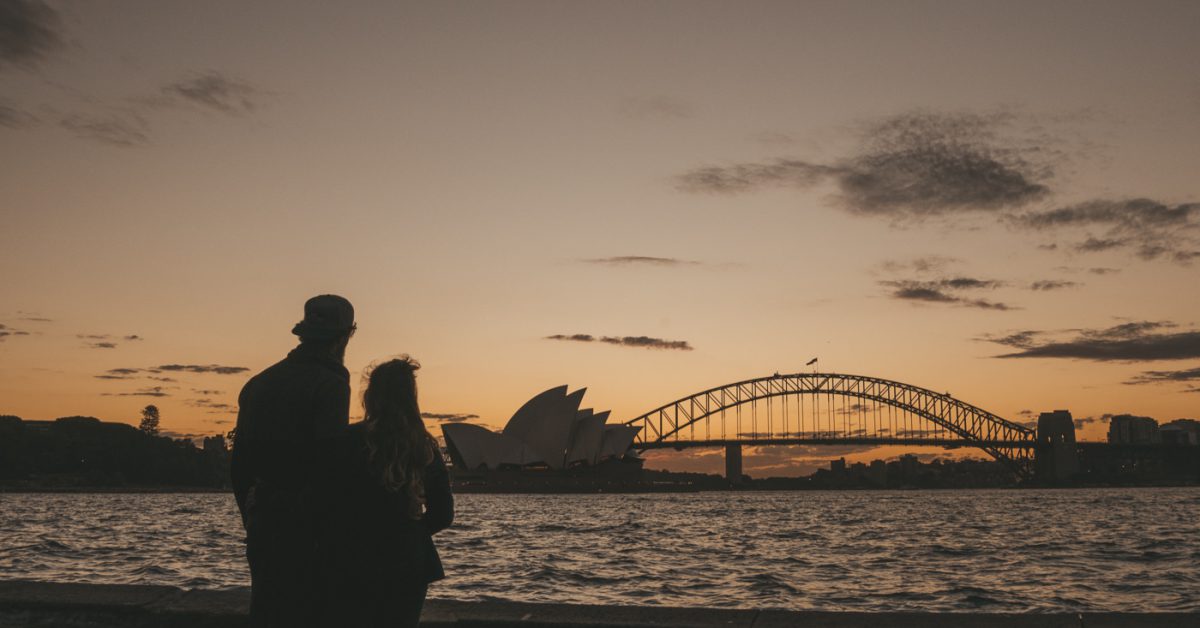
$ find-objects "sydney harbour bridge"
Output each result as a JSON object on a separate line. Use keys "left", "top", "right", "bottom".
{"left": 622, "top": 372, "right": 1050, "bottom": 481}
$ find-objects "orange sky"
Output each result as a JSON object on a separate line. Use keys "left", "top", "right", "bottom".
{"left": 1, "top": 1, "right": 1198, "bottom": 476}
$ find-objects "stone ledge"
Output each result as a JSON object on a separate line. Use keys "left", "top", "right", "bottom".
{"left": 1, "top": 580, "right": 1196, "bottom": 627}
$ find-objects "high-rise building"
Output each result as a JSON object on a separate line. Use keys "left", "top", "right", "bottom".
{"left": 1107, "top": 415, "right": 1161, "bottom": 444}
{"left": 1160, "top": 419, "right": 1200, "bottom": 445}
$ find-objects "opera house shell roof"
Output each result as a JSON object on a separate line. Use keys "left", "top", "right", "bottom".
{"left": 441, "top": 386, "right": 640, "bottom": 471}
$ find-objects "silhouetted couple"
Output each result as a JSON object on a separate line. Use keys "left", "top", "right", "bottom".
{"left": 231, "top": 295, "right": 453, "bottom": 628}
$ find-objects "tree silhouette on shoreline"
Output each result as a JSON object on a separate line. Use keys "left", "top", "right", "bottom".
{"left": 139, "top": 405, "right": 160, "bottom": 436}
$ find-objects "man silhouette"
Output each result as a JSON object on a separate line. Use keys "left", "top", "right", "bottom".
{"left": 231, "top": 295, "right": 355, "bottom": 627}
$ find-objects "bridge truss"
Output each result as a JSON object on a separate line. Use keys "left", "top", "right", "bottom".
{"left": 624, "top": 372, "right": 1036, "bottom": 478}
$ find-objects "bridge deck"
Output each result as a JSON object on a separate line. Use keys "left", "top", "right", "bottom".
{"left": 637, "top": 437, "right": 1033, "bottom": 450}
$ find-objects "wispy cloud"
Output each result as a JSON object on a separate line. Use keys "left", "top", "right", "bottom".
{"left": 1073, "top": 414, "right": 1113, "bottom": 429}
{"left": 880, "top": 278, "right": 1014, "bottom": 311}
{"left": 59, "top": 111, "right": 151, "bottom": 147}
{"left": 984, "top": 321, "right": 1200, "bottom": 361}
{"left": 0, "top": 0, "right": 64, "bottom": 70}
{"left": 76, "top": 333, "right": 143, "bottom": 349}
{"left": 421, "top": 412, "right": 479, "bottom": 423}
{"left": 0, "top": 323, "right": 31, "bottom": 341}
{"left": 0, "top": 99, "right": 37, "bottom": 128}
{"left": 581, "top": 256, "right": 700, "bottom": 267}
{"left": 876, "top": 256, "right": 960, "bottom": 275}
{"left": 103, "top": 386, "right": 171, "bottom": 398}
{"left": 678, "top": 111, "right": 1053, "bottom": 220}
{"left": 159, "top": 71, "right": 263, "bottom": 115}
{"left": 94, "top": 365, "right": 249, "bottom": 380}
{"left": 1029, "top": 280, "right": 1079, "bottom": 291}
{"left": 1053, "top": 266, "right": 1121, "bottom": 276}
{"left": 1126, "top": 366, "right": 1200, "bottom": 386}
{"left": 546, "top": 334, "right": 694, "bottom": 351}
{"left": 154, "top": 364, "right": 249, "bottom": 375}
{"left": 1010, "top": 198, "right": 1200, "bottom": 264}
{"left": 188, "top": 398, "right": 235, "bottom": 413}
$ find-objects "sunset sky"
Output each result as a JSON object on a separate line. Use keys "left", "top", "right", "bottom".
{"left": 2, "top": 1, "right": 1198, "bottom": 476}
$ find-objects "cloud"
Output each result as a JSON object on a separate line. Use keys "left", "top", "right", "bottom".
{"left": 678, "top": 159, "right": 839, "bottom": 194}
{"left": 545, "top": 334, "right": 694, "bottom": 351}
{"left": 107, "top": 368, "right": 140, "bottom": 375}
{"left": 59, "top": 112, "right": 151, "bottom": 147}
{"left": 546, "top": 333, "right": 595, "bottom": 343}
{"left": 154, "top": 364, "right": 249, "bottom": 375}
{"left": 678, "top": 111, "right": 1053, "bottom": 220}
{"left": 880, "top": 278, "right": 1014, "bottom": 310}
{"left": 877, "top": 256, "right": 960, "bottom": 275}
{"left": 76, "top": 333, "right": 142, "bottom": 349}
{"left": 1126, "top": 366, "right": 1200, "bottom": 386}
{"left": 0, "top": 99, "right": 36, "bottom": 128}
{"left": 0, "top": 0, "right": 64, "bottom": 69}
{"left": 986, "top": 321, "right": 1200, "bottom": 361}
{"left": 581, "top": 256, "right": 699, "bottom": 267}
{"left": 191, "top": 389, "right": 223, "bottom": 396}
{"left": 95, "top": 366, "right": 247, "bottom": 381}
{"left": 1011, "top": 198, "right": 1200, "bottom": 264}
{"left": 104, "top": 386, "right": 171, "bottom": 398}
{"left": 1029, "top": 280, "right": 1079, "bottom": 291}
{"left": 1053, "top": 266, "right": 1121, "bottom": 276}
{"left": 599, "top": 336, "right": 693, "bottom": 350}
{"left": 983, "top": 330, "right": 1041, "bottom": 349}
{"left": 420, "top": 412, "right": 479, "bottom": 423}
{"left": 188, "top": 398, "right": 234, "bottom": 412}
{"left": 1072, "top": 415, "right": 1113, "bottom": 429}
{"left": 618, "top": 96, "right": 693, "bottom": 120}
{"left": 160, "top": 71, "right": 262, "bottom": 115}
{"left": 1076, "top": 237, "right": 1127, "bottom": 253}
{"left": 0, "top": 323, "right": 30, "bottom": 341}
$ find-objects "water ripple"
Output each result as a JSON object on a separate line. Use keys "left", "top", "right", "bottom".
{"left": 1, "top": 488, "right": 1198, "bottom": 611}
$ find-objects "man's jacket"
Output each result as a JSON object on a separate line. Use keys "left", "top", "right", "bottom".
{"left": 231, "top": 344, "right": 351, "bottom": 532}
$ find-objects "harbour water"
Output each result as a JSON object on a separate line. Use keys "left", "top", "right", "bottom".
{"left": 1, "top": 488, "right": 1197, "bottom": 612}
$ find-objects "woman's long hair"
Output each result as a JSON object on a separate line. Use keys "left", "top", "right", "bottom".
{"left": 361, "top": 356, "right": 437, "bottom": 517}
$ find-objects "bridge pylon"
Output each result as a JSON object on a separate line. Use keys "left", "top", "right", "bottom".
{"left": 1034, "top": 410, "right": 1080, "bottom": 483}
{"left": 725, "top": 443, "right": 743, "bottom": 485}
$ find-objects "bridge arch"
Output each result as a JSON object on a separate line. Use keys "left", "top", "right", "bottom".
{"left": 624, "top": 372, "right": 1035, "bottom": 478}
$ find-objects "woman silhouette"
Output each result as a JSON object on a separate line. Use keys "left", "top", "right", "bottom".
{"left": 326, "top": 357, "right": 453, "bottom": 627}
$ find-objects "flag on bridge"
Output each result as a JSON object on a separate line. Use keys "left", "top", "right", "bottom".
{"left": 806, "top": 357, "right": 818, "bottom": 366}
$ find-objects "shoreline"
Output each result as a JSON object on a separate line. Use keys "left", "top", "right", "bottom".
{"left": 0, "top": 580, "right": 1194, "bottom": 627}
{"left": 3, "top": 482, "right": 1197, "bottom": 494}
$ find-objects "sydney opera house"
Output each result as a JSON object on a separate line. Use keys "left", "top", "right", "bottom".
{"left": 441, "top": 386, "right": 641, "bottom": 476}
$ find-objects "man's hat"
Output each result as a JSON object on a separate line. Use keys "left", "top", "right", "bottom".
{"left": 291, "top": 294, "right": 355, "bottom": 339}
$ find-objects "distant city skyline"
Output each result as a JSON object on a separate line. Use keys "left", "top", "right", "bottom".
{"left": 2, "top": 1, "right": 1198, "bottom": 476}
